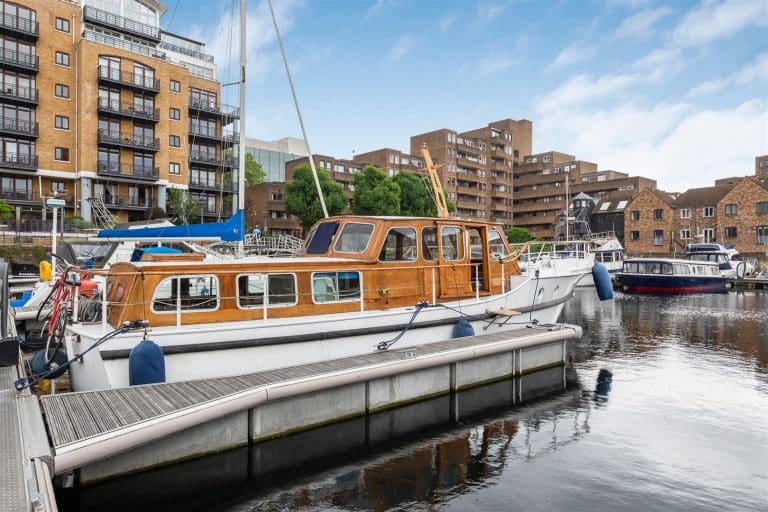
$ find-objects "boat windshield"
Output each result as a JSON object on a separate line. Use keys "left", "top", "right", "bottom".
{"left": 334, "top": 223, "right": 374, "bottom": 253}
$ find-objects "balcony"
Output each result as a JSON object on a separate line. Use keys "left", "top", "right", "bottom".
{"left": 98, "top": 97, "right": 159, "bottom": 122}
{"left": 99, "top": 195, "right": 158, "bottom": 210}
{"left": 189, "top": 127, "right": 238, "bottom": 146}
{"left": 188, "top": 97, "right": 240, "bottom": 121}
{"left": 0, "top": 152, "right": 37, "bottom": 171}
{"left": 83, "top": 5, "right": 161, "bottom": 43}
{"left": 0, "top": 48, "right": 39, "bottom": 73}
{"left": 98, "top": 130, "right": 160, "bottom": 152}
{"left": 490, "top": 188, "right": 508, "bottom": 198}
{"left": 189, "top": 151, "right": 237, "bottom": 168}
{"left": 158, "top": 41, "right": 214, "bottom": 63}
{"left": 0, "top": 12, "right": 39, "bottom": 40}
{"left": 0, "top": 84, "right": 38, "bottom": 106}
{"left": 97, "top": 162, "right": 159, "bottom": 181}
{"left": 0, "top": 189, "right": 34, "bottom": 203}
{"left": 188, "top": 178, "right": 235, "bottom": 192}
{"left": 97, "top": 66, "right": 159, "bottom": 94}
{"left": 0, "top": 118, "right": 38, "bottom": 138}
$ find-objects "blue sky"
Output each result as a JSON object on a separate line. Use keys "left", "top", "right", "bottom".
{"left": 163, "top": 0, "right": 768, "bottom": 192}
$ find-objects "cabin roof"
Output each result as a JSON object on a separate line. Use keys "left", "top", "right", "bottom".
{"left": 321, "top": 215, "right": 504, "bottom": 225}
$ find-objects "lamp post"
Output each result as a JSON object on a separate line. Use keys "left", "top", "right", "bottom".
{"left": 46, "top": 197, "right": 65, "bottom": 277}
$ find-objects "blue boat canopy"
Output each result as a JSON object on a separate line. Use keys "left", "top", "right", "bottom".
{"left": 98, "top": 211, "right": 245, "bottom": 242}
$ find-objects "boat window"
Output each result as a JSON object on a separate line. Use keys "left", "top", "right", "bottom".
{"left": 640, "top": 262, "right": 661, "bottom": 274}
{"left": 334, "top": 223, "right": 374, "bottom": 253}
{"left": 421, "top": 227, "right": 438, "bottom": 261}
{"left": 488, "top": 229, "right": 509, "bottom": 259}
{"left": 312, "top": 271, "right": 361, "bottom": 303}
{"left": 306, "top": 221, "right": 340, "bottom": 254}
{"left": 237, "top": 274, "right": 297, "bottom": 308}
{"left": 710, "top": 266, "right": 720, "bottom": 275}
{"left": 673, "top": 264, "right": 689, "bottom": 275}
{"left": 441, "top": 226, "right": 464, "bottom": 261}
{"left": 379, "top": 227, "right": 417, "bottom": 261}
{"left": 623, "top": 262, "right": 639, "bottom": 273}
{"left": 151, "top": 275, "right": 219, "bottom": 313}
{"left": 661, "top": 263, "right": 673, "bottom": 275}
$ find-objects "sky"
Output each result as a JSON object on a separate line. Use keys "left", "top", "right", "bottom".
{"left": 162, "top": 0, "right": 768, "bottom": 192}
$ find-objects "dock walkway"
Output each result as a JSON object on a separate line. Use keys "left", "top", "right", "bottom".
{"left": 40, "top": 324, "right": 581, "bottom": 478}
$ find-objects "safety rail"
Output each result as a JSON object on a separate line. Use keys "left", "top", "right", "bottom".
{"left": 244, "top": 234, "right": 304, "bottom": 256}
{"left": 83, "top": 5, "right": 161, "bottom": 42}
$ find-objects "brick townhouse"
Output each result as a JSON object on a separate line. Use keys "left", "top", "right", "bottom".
{"left": 623, "top": 187, "right": 677, "bottom": 254}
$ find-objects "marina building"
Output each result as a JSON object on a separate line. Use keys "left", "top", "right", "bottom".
{"left": 0, "top": 0, "right": 239, "bottom": 227}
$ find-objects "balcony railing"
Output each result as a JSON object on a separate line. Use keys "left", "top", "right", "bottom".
{"left": 97, "top": 162, "right": 159, "bottom": 181}
{"left": 0, "top": 48, "right": 39, "bottom": 72}
{"left": 0, "top": 84, "right": 38, "bottom": 105}
{"left": 188, "top": 97, "right": 240, "bottom": 119}
{"left": 83, "top": 30, "right": 166, "bottom": 60}
{"left": 0, "top": 152, "right": 37, "bottom": 171}
{"left": 96, "top": 194, "right": 157, "bottom": 209}
{"left": 0, "top": 12, "right": 39, "bottom": 39}
{"left": 83, "top": 5, "right": 161, "bottom": 42}
{"left": 189, "top": 178, "right": 235, "bottom": 192}
{"left": 0, "top": 189, "right": 33, "bottom": 202}
{"left": 98, "top": 130, "right": 160, "bottom": 151}
{"left": 159, "top": 41, "right": 214, "bottom": 63}
{"left": 189, "top": 151, "right": 237, "bottom": 168}
{"left": 98, "top": 65, "right": 159, "bottom": 92}
{"left": 0, "top": 118, "right": 38, "bottom": 138}
{"left": 97, "top": 97, "right": 159, "bottom": 121}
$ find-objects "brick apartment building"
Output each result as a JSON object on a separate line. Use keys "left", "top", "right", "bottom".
{"left": 624, "top": 170, "right": 768, "bottom": 256}
{"left": 0, "top": 0, "right": 238, "bottom": 228}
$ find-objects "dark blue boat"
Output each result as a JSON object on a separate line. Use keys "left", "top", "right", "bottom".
{"left": 617, "top": 258, "right": 729, "bottom": 294}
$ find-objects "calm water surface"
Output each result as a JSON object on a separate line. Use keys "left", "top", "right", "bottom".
{"left": 61, "top": 290, "right": 768, "bottom": 512}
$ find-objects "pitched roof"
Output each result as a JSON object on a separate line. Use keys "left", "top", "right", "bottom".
{"left": 674, "top": 184, "right": 734, "bottom": 208}
{"left": 593, "top": 191, "right": 634, "bottom": 213}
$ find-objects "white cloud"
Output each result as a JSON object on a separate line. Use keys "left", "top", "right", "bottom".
{"left": 631, "top": 47, "right": 686, "bottom": 80}
{"left": 472, "top": 55, "right": 520, "bottom": 79}
{"left": 613, "top": 6, "right": 673, "bottom": 39}
{"left": 671, "top": 0, "right": 767, "bottom": 48}
{"left": 690, "top": 52, "right": 768, "bottom": 96}
{"left": 389, "top": 34, "right": 417, "bottom": 61}
{"left": 439, "top": 15, "right": 458, "bottom": 31}
{"left": 535, "top": 73, "right": 638, "bottom": 114}
{"left": 547, "top": 44, "right": 597, "bottom": 72}
{"left": 537, "top": 99, "right": 768, "bottom": 191}
{"left": 477, "top": 3, "right": 504, "bottom": 22}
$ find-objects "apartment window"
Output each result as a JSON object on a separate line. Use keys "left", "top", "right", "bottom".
{"left": 724, "top": 227, "right": 737, "bottom": 238}
{"left": 724, "top": 204, "right": 737, "bottom": 216}
{"left": 703, "top": 206, "right": 714, "bottom": 217}
{"left": 54, "top": 83, "right": 69, "bottom": 99}
{"left": 629, "top": 231, "right": 640, "bottom": 241}
{"left": 757, "top": 226, "right": 768, "bottom": 245}
{"left": 757, "top": 202, "right": 768, "bottom": 215}
{"left": 271, "top": 192, "right": 284, "bottom": 201}
{"left": 680, "top": 208, "right": 691, "bottom": 219}
{"left": 680, "top": 229, "right": 691, "bottom": 240}
{"left": 653, "top": 208, "right": 663, "bottom": 220}
{"left": 55, "top": 52, "right": 70, "bottom": 67}
{"left": 169, "top": 79, "right": 181, "bottom": 93}
{"left": 54, "top": 147, "right": 69, "bottom": 161}
{"left": 653, "top": 230, "right": 664, "bottom": 246}
{"left": 55, "top": 17, "right": 70, "bottom": 33}
{"left": 51, "top": 181, "right": 65, "bottom": 194}
{"left": 542, "top": 155, "right": 550, "bottom": 163}
{"left": 169, "top": 108, "right": 180, "bottom": 120}
{"left": 169, "top": 162, "right": 180, "bottom": 175}
{"left": 334, "top": 164, "right": 345, "bottom": 173}
{"left": 54, "top": 115, "right": 69, "bottom": 130}
{"left": 169, "top": 135, "right": 180, "bottom": 147}
{"left": 630, "top": 211, "right": 640, "bottom": 221}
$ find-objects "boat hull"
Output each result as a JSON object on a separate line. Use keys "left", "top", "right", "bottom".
{"left": 619, "top": 274, "right": 729, "bottom": 294}
{"left": 64, "top": 272, "right": 583, "bottom": 391}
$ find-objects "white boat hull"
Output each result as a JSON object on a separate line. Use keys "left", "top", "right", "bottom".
{"left": 64, "top": 272, "right": 584, "bottom": 391}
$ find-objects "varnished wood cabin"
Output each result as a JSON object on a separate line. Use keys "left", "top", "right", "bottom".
{"left": 104, "top": 216, "right": 521, "bottom": 328}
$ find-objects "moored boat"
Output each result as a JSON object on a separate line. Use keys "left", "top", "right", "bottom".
{"left": 686, "top": 243, "right": 755, "bottom": 278}
{"left": 617, "top": 257, "right": 728, "bottom": 294}
{"left": 56, "top": 215, "right": 588, "bottom": 391}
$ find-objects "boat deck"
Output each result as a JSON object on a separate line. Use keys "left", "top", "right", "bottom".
{"left": 0, "top": 367, "right": 26, "bottom": 512}
{"left": 40, "top": 324, "right": 581, "bottom": 474}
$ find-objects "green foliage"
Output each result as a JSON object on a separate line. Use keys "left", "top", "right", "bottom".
{"left": 0, "top": 245, "right": 46, "bottom": 265}
{"left": 285, "top": 164, "right": 347, "bottom": 231}
{"left": 64, "top": 216, "right": 95, "bottom": 230}
{"left": 224, "top": 150, "right": 266, "bottom": 188}
{"left": 505, "top": 226, "right": 531, "bottom": 243}
{"left": 167, "top": 189, "right": 201, "bottom": 225}
{"left": 392, "top": 172, "right": 436, "bottom": 217}
{"left": 350, "top": 165, "right": 401, "bottom": 216}
{"left": 0, "top": 199, "right": 12, "bottom": 222}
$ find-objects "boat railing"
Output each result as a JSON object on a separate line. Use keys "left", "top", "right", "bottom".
{"left": 69, "top": 259, "right": 520, "bottom": 330}
{"left": 244, "top": 234, "right": 304, "bottom": 256}
{"left": 510, "top": 240, "right": 592, "bottom": 266}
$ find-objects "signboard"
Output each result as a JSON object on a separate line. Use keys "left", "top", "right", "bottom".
{"left": 46, "top": 198, "right": 66, "bottom": 208}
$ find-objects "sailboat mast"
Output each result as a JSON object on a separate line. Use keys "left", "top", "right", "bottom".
{"left": 237, "top": 0, "right": 246, "bottom": 212}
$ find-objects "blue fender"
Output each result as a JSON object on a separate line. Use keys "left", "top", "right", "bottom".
{"left": 592, "top": 262, "right": 614, "bottom": 301}
{"left": 129, "top": 339, "right": 166, "bottom": 386}
{"left": 452, "top": 317, "right": 475, "bottom": 338}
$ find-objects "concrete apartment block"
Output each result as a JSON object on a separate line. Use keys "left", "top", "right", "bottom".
{"left": 0, "top": 0, "right": 237, "bottom": 227}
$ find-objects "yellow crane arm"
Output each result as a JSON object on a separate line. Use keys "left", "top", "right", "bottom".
{"left": 420, "top": 144, "right": 449, "bottom": 218}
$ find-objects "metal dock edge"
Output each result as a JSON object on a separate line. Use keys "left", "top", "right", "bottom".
{"left": 40, "top": 324, "right": 582, "bottom": 480}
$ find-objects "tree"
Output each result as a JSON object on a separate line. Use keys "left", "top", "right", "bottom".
{"left": 224, "top": 150, "right": 266, "bottom": 187}
{"left": 350, "top": 165, "right": 400, "bottom": 216}
{"left": 505, "top": 226, "right": 531, "bottom": 243}
{"left": 167, "top": 189, "right": 201, "bottom": 225}
{"left": 393, "top": 172, "right": 436, "bottom": 217}
{"left": 285, "top": 164, "right": 347, "bottom": 231}
{"left": 0, "top": 199, "right": 12, "bottom": 223}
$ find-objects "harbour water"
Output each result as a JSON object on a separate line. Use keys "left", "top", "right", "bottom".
{"left": 59, "top": 290, "right": 768, "bottom": 511}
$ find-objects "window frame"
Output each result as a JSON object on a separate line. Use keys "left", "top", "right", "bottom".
{"left": 333, "top": 222, "right": 375, "bottom": 254}
{"left": 169, "top": 79, "right": 181, "bottom": 93}
{"left": 703, "top": 206, "right": 715, "bottom": 218}
{"left": 54, "top": 147, "right": 69, "bottom": 161}
{"left": 236, "top": 273, "right": 298, "bottom": 309}
{"left": 54, "top": 83, "right": 69, "bottom": 99}
{"left": 377, "top": 226, "right": 418, "bottom": 262}
{"left": 169, "top": 162, "right": 180, "bottom": 175}
{"left": 150, "top": 274, "right": 220, "bottom": 314}
{"left": 724, "top": 204, "right": 737, "bottom": 216}
{"left": 680, "top": 208, "right": 691, "bottom": 219}
{"left": 169, "top": 107, "right": 180, "bottom": 120}
{"left": 54, "top": 51, "right": 70, "bottom": 67}
{"left": 311, "top": 271, "right": 362, "bottom": 305}
{"left": 169, "top": 134, "right": 180, "bottom": 147}
{"left": 54, "top": 115, "right": 69, "bottom": 130}
{"left": 55, "top": 17, "right": 70, "bottom": 33}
